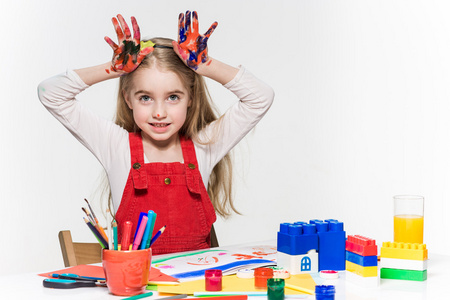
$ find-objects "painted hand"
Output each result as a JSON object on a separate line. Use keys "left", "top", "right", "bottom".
{"left": 175, "top": 11, "right": 218, "bottom": 70}
{"left": 104, "top": 14, "right": 153, "bottom": 74}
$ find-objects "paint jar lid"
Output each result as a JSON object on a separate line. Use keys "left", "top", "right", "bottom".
{"left": 319, "top": 270, "right": 339, "bottom": 279}
{"left": 254, "top": 267, "right": 274, "bottom": 277}
{"left": 268, "top": 278, "right": 285, "bottom": 288}
{"left": 205, "top": 269, "right": 222, "bottom": 278}
{"left": 237, "top": 268, "right": 254, "bottom": 278}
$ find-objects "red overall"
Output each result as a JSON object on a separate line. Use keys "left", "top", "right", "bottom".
{"left": 115, "top": 133, "right": 217, "bottom": 255}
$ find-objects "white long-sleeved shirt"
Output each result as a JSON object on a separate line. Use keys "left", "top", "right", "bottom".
{"left": 38, "top": 66, "right": 274, "bottom": 212}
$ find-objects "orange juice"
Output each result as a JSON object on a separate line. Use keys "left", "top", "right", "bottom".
{"left": 394, "top": 214, "right": 424, "bottom": 244}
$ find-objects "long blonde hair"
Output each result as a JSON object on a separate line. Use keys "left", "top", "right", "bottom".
{"left": 113, "top": 37, "right": 238, "bottom": 218}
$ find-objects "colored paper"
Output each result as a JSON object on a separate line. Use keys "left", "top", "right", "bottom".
{"left": 39, "top": 264, "right": 178, "bottom": 282}
{"left": 153, "top": 245, "right": 277, "bottom": 281}
{"left": 157, "top": 274, "right": 316, "bottom": 295}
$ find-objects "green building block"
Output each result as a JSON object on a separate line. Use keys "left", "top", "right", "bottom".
{"left": 380, "top": 268, "right": 427, "bottom": 281}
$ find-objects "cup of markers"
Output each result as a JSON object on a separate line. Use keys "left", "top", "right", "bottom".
{"left": 91, "top": 210, "right": 163, "bottom": 296}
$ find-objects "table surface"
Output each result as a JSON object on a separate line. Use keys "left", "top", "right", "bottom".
{"left": 0, "top": 243, "right": 446, "bottom": 300}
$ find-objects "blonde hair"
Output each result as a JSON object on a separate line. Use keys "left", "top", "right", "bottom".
{"left": 114, "top": 37, "right": 238, "bottom": 218}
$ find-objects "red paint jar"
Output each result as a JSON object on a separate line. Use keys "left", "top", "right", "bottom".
{"left": 254, "top": 267, "right": 274, "bottom": 289}
{"left": 205, "top": 269, "right": 223, "bottom": 291}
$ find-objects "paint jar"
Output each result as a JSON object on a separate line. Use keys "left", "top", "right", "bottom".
{"left": 394, "top": 195, "right": 424, "bottom": 244}
{"left": 205, "top": 269, "right": 222, "bottom": 291}
{"left": 102, "top": 248, "right": 152, "bottom": 296}
{"left": 254, "top": 267, "right": 274, "bottom": 289}
{"left": 267, "top": 278, "right": 285, "bottom": 300}
{"left": 315, "top": 285, "right": 335, "bottom": 300}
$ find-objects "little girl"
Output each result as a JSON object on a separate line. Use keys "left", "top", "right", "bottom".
{"left": 38, "top": 11, "right": 274, "bottom": 254}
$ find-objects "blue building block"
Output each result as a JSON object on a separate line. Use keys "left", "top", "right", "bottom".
{"left": 346, "top": 251, "right": 378, "bottom": 267}
{"left": 310, "top": 219, "right": 346, "bottom": 271}
{"left": 277, "top": 222, "right": 318, "bottom": 255}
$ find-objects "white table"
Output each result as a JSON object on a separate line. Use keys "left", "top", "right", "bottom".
{"left": 0, "top": 249, "right": 446, "bottom": 299}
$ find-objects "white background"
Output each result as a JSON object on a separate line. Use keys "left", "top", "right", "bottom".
{"left": 1, "top": 0, "right": 450, "bottom": 276}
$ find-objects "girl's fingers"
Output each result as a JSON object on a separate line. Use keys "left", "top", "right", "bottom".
{"left": 204, "top": 22, "right": 218, "bottom": 39}
{"left": 104, "top": 36, "right": 119, "bottom": 50}
{"left": 117, "top": 14, "right": 132, "bottom": 40}
{"left": 192, "top": 11, "right": 199, "bottom": 34}
{"left": 140, "top": 46, "right": 154, "bottom": 57}
{"left": 178, "top": 13, "right": 186, "bottom": 43}
{"left": 185, "top": 10, "right": 191, "bottom": 33}
{"left": 112, "top": 17, "right": 124, "bottom": 42}
{"left": 136, "top": 48, "right": 153, "bottom": 65}
{"left": 131, "top": 16, "right": 141, "bottom": 43}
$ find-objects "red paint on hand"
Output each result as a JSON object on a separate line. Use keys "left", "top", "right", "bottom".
{"left": 105, "top": 14, "right": 154, "bottom": 74}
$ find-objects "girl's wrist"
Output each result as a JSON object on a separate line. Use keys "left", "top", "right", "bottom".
{"left": 75, "top": 62, "right": 122, "bottom": 86}
{"left": 196, "top": 58, "right": 239, "bottom": 85}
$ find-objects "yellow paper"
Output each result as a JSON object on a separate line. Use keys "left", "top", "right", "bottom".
{"left": 157, "top": 274, "right": 316, "bottom": 295}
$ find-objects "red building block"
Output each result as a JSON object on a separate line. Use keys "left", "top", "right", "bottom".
{"left": 346, "top": 235, "right": 377, "bottom": 256}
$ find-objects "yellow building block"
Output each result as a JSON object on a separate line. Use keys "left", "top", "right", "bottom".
{"left": 346, "top": 261, "right": 378, "bottom": 277}
{"left": 380, "top": 242, "right": 428, "bottom": 261}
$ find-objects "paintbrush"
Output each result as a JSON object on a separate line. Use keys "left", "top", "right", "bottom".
{"left": 82, "top": 207, "right": 96, "bottom": 224}
{"left": 84, "top": 198, "right": 109, "bottom": 243}
{"left": 82, "top": 206, "right": 108, "bottom": 243}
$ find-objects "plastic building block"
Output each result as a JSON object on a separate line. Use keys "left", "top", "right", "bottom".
{"left": 310, "top": 219, "right": 346, "bottom": 271}
{"left": 345, "top": 235, "right": 377, "bottom": 256}
{"left": 345, "top": 270, "right": 379, "bottom": 288}
{"left": 315, "top": 285, "right": 335, "bottom": 300}
{"left": 345, "top": 261, "right": 378, "bottom": 277}
{"left": 380, "top": 257, "right": 428, "bottom": 271}
{"left": 345, "top": 251, "right": 377, "bottom": 267}
{"left": 277, "top": 222, "right": 318, "bottom": 255}
{"left": 380, "top": 268, "right": 427, "bottom": 281}
{"left": 380, "top": 242, "right": 428, "bottom": 261}
{"left": 277, "top": 250, "right": 318, "bottom": 274}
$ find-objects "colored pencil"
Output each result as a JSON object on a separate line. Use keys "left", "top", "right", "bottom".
{"left": 194, "top": 292, "right": 266, "bottom": 297}
{"left": 106, "top": 209, "right": 112, "bottom": 250}
{"left": 83, "top": 217, "right": 108, "bottom": 249}
{"left": 122, "top": 292, "right": 154, "bottom": 300}
{"left": 150, "top": 225, "right": 166, "bottom": 246}
{"left": 112, "top": 220, "right": 118, "bottom": 250}
{"left": 153, "top": 295, "right": 188, "bottom": 300}
{"left": 147, "top": 281, "right": 179, "bottom": 286}
{"left": 195, "top": 296, "right": 248, "bottom": 300}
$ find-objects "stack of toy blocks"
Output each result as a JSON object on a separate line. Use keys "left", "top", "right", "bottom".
{"left": 345, "top": 235, "right": 379, "bottom": 288}
{"left": 277, "top": 222, "right": 319, "bottom": 274}
{"left": 380, "top": 242, "right": 428, "bottom": 281}
{"left": 310, "top": 219, "right": 346, "bottom": 271}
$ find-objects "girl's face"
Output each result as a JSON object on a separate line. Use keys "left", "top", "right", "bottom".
{"left": 124, "top": 65, "right": 191, "bottom": 147}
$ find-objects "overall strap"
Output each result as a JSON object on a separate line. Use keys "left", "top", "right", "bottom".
{"left": 180, "top": 136, "right": 202, "bottom": 195}
{"left": 129, "top": 132, "right": 148, "bottom": 189}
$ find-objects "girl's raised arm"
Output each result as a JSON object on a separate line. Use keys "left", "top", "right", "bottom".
{"left": 172, "top": 10, "right": 239, "bottom": 85}
{"left": 75, "top": 14, "right": 154, "bottom": 86}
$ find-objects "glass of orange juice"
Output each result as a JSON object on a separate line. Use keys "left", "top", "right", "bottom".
{"left": 393, "top": 195, "right": 424, "bottom": 244}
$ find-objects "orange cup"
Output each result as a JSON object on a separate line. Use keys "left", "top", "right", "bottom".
{"left": 102, "top": 248, "right": 152, "bottom": 296}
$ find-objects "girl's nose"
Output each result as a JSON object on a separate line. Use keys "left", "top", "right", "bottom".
{"left": 153, "top": 103, "right": 166, "bottom": 118}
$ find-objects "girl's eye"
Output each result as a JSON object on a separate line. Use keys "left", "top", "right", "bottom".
{"left": 168, "top": 95, "right": 179, "bottom": 101}
{"left": 139, "top": 95, "right": 151, "bottom": 102}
